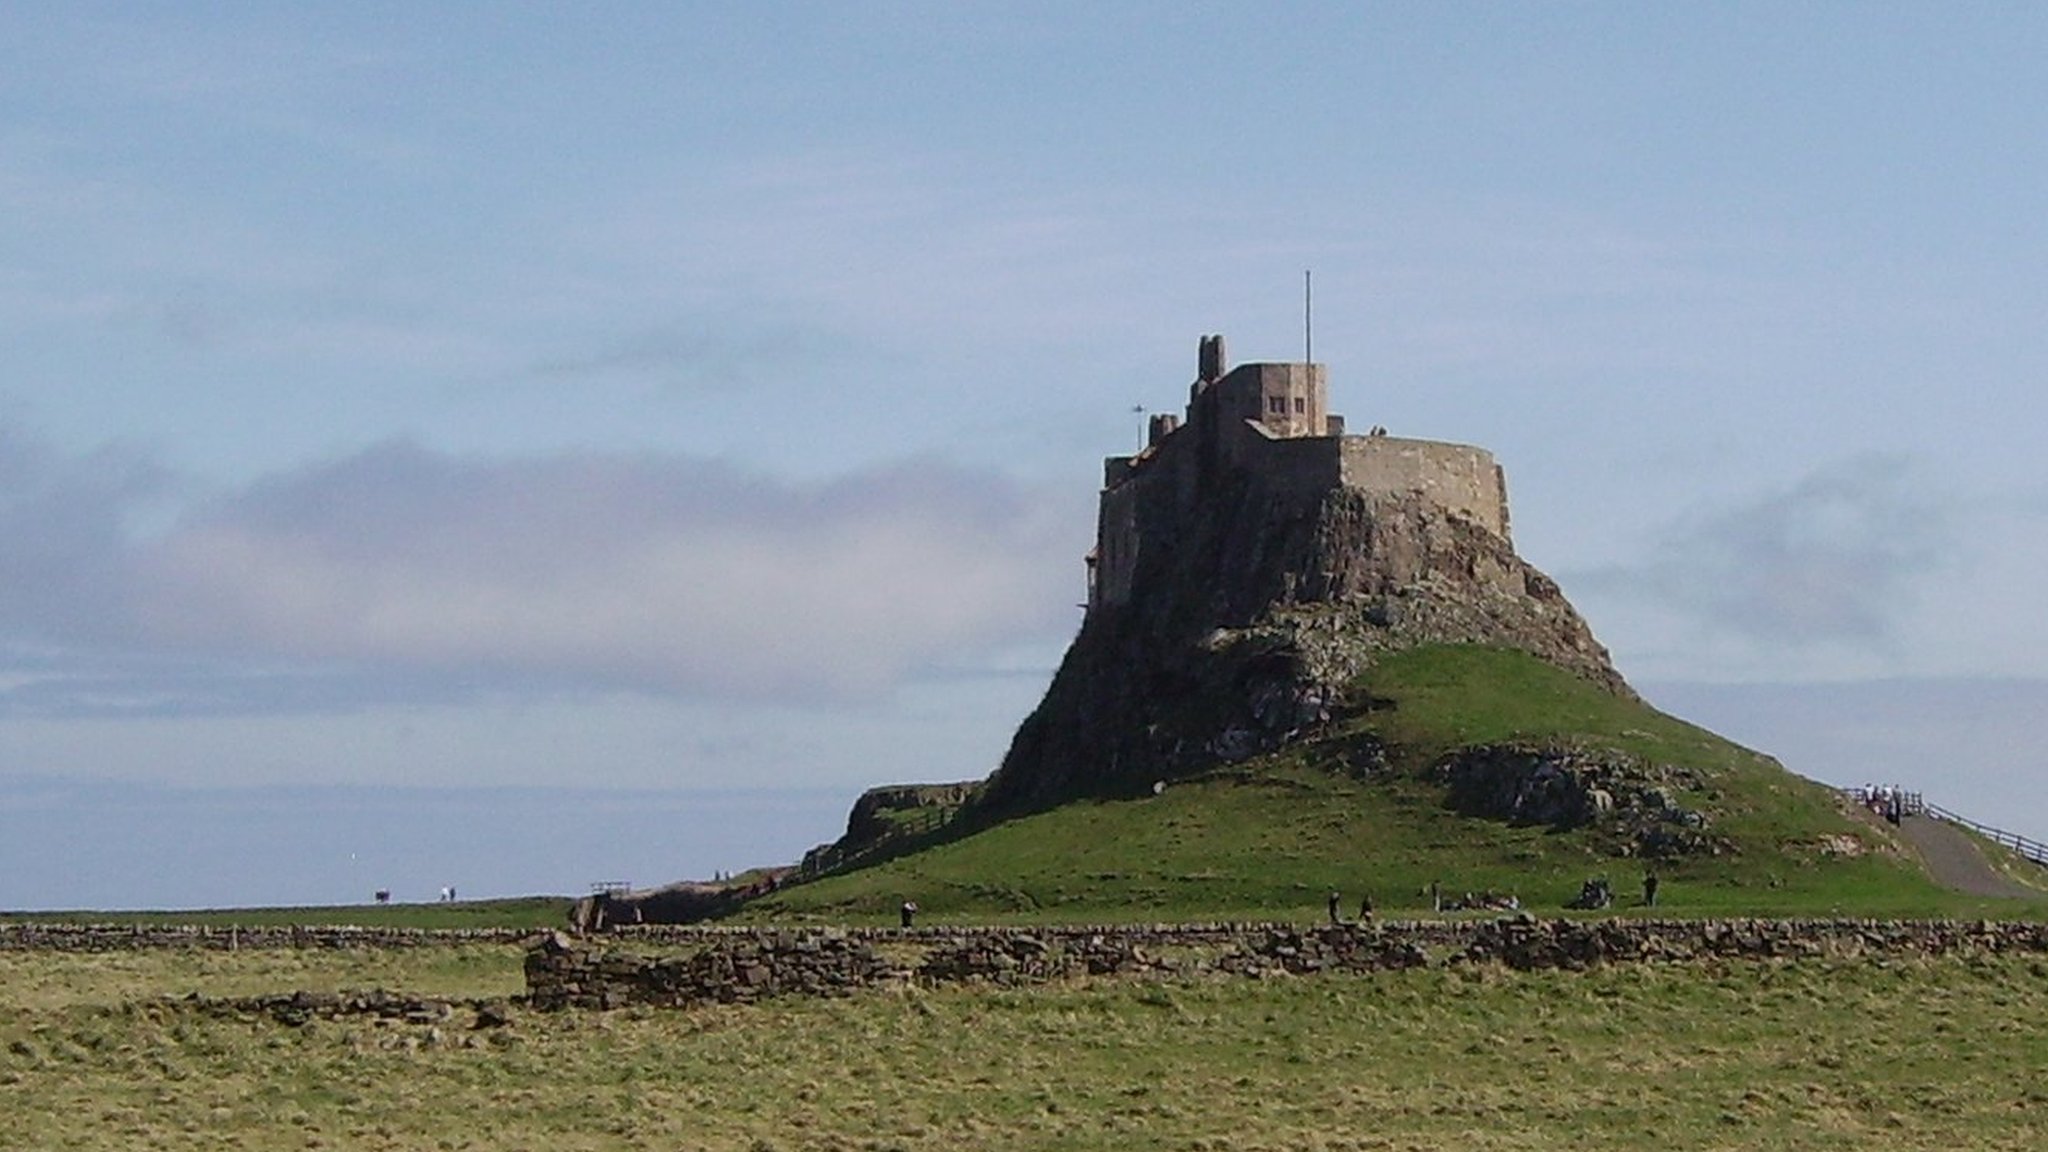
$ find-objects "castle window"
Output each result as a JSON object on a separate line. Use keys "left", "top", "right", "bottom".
{"left": 1293, "top": 397, "right": 1306, "bottom": 414}
{"left": 1267, "top": 396, "right": 1286, "bottom": 414}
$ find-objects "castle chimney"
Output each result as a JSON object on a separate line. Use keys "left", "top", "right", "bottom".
{"left": 1197, "top": 334, "right": 1226, "bottom": 383}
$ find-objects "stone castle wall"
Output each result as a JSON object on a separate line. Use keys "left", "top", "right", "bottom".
{"left": 1220, "top": 422, "right": 1346, "bottom": 494}
{"left": 1338, "top": 436, "right": 1509, "bottom": 541}
{"left": 1092, "top": 474, "right": 1148, "bottom": 608}
{"left": 1091, "top": 343, "right": 1511, "bottom": 611}
{"left": 1091, "top": 424, "right": 1507, "bottom": 610}
{"left": 1201, "top": 362, "right": 1329, "bottom": 439}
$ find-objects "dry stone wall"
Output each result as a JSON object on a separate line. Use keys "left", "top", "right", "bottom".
{"left": 0, "top": 923, "right": 535, "bottom": 951}
{"left": 14, "top": 918, "right": 2046, "bottom": 1014}
{"left": 523, "top": 918, "right": 2048, "bottom": 1010}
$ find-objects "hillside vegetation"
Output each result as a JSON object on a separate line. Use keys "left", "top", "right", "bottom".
{"left": 748, "top": 646, "right": 2027, "bottom": 924}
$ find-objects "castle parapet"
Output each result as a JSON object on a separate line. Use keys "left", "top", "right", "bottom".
{"left": 1338, "top": 435, "right": 1510, "bottom": 541}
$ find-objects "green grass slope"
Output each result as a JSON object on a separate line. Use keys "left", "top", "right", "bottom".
{"left": 747, "top": 646, "right": 2035, "bottom": 924}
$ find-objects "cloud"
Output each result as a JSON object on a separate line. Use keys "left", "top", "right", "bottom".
{"left": 1569, "top": 453, "right": 1954, "bottom": 679}
{"left": 0, "top": 432, "right": 1079, "bottom": 714}
{"left": 521, "top": 315, "right": 876, "bottom": 394}
{"left": 0, "top": 428, "right": 174, "bottom": 645}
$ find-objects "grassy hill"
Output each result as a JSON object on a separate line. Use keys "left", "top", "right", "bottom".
{"left": 744, "top": 645, "right": 2035, "bottom": 924}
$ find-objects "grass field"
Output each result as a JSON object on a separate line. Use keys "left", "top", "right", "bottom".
{"left": 4, "top": 944, "right": 2047, "bottom": 1150}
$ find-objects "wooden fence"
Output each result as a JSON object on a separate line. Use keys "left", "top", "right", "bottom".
{"left": 1922, "top": 803, "right": 2048, "bottom": 868}
{"left": 1838, "top": 787, "right": 2047, "bottom": 869}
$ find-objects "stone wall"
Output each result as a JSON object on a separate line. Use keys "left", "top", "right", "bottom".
{"left": 1338, "top": 435, "right": 1508, "bottom": 541}
{"left": 1221, "top": 422, "right": 1346, "bottom": 497}
{"left": 13, "top": 919, "right": 2047, "bottom": 1013}
{"left": 1196, "top": 361, "right": 1331, "bottom": 439}
{"left": 523, "top": 918, "right": 2048, "bottom": 1011}
{"left": 0, "top": 923, "right": 536, "bottom": 951}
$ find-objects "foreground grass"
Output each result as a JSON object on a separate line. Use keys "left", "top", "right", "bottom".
{"left": 5, "top": 947, "right": 2048, "bottom": 1150}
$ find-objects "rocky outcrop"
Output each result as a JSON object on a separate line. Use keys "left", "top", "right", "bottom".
{"left": 841, "top": 783, "right": 976, "bottom": 844}
{"left": 175, "top": 988, "right": 513, "bottom": 1031}
{"left": 1434, "top": 743, "right": 1733, "bottom": 858}
{"left": 567, "top": 873, "right": 790, "bottom": 932}
{"left": 978, "top": 479, "right": 1630, "bottom": 812}
{"left": 800, "top": 781, "right": 980, "bottom": 876}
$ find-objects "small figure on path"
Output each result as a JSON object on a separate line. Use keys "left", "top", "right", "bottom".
{"left": 1327, "top": 890, "right": 1342, "bottom": 924}
{"left": 1358, "top": 893, "right": 1374, "bottom": 921}
{"left": 899, "top": 900, "right": 919, "bottom": 928}
{"left": 1643, "top": 872, "right": 1659, "bottom": 908}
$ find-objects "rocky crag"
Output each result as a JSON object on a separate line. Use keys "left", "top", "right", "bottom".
{"left": 974, "top": 336, "right": 1628, "bottom": 814}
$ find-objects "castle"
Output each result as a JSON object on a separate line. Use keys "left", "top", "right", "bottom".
{"left": 1087, "top": 334, "right": 1513, "bottom": 610}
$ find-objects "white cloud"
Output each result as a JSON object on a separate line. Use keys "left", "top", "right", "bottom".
{"left": 1569, "top": 454, "right": 1957, "bottom": 682}
{"left": 0, "top": 432, "right": 1079, "bottom": 714}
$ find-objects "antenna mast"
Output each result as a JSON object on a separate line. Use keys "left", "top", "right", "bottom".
{"left": 1303, "top": 269, "right": 1313, "bottom": 365}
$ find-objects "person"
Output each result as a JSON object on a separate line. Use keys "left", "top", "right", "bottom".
{"left": 1358, "top": 893, "right": 1374, "bottom": 921}
{"left": 899, "top": 900, "right": 918, "bottom": 928}
{"left": 1327, "top": 890, "right": 1342, "bottom": 924}
{"left": 1643, "top": 872, "right": 1659, "bottom": 908}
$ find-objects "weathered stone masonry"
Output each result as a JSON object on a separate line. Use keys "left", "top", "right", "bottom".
{"left": 523, "top": 919, "right": 2048, "bottom": 1010}
{"left": 0, "top": 923, "right": 534, "bottom": 951}
{"left": 1090, "top": 335, "right": 1510, "bottom": 611}
{"left": 11, "top": 920, "right": 2045, "bottom": 1014}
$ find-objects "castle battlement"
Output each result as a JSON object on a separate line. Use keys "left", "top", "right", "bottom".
{"left": 1088, "top": 335, "right": 1511, "bottom": 610}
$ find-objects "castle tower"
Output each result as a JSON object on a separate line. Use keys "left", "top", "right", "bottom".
{"left": 1090, "top": 333, "right": 1512, "bottom": 613}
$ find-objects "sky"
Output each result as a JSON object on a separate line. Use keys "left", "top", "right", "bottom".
{"left": 4, "top": 3, "right": 2047, "bottom": 909}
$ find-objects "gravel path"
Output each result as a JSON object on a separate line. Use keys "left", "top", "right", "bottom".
{"left": 1894, "top": 814, "right": 2044, "bottom": 900}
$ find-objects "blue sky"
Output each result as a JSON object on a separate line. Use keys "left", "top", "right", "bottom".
{"left": 4, "top": 3, "right": 2047, "bottom": 909}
